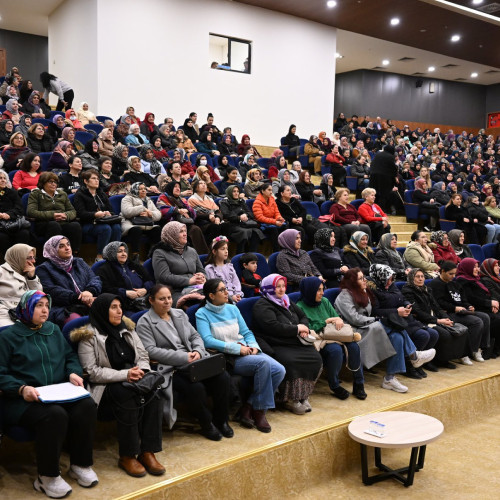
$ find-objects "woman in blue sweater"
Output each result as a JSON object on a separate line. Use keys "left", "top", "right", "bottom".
{"left": 196, "top": 279, "right": 285, "bottom": 433}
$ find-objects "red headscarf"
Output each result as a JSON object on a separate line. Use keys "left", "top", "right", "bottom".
{"left": 456, "top": 258, "right": 490, "bottom": 293}
{"left": 479, "top": 258, "right": 500, "bottom": 284}
{"left": 143, "top": 112, "right": 156, "bottom": 133}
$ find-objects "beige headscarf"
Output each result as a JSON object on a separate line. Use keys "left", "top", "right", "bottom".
{"left": 5, "top": 244, "right": 36, "bottom": 274}
{"left": 161, "top": 221, "right": 187, "bottom": 254}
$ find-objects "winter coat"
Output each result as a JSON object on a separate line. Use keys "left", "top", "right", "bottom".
{"left": 27, "top": 188, "right": 76, "bottom": 222}
{"left": 73, "top": 186, "right": 116, "bottom": 224}
{"left": 120, "top": 193, "right": 161, "bottom": 236}
{"left": 403, "top": 241, "right": 439, "bottom": 277}
{"left": 429, "top": 242, "right": 459, "bottom": 265}
{"left": 342, "top": 244, "right": 374, "bottom": 275}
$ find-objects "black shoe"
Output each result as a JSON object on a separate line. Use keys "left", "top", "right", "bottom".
{"left": 440, "top": 360, "right": 456, "bottom": 369}
{"left": 352, "top": 383, "right": 367, "bottom": 400}
{"left": 415, "top": 367, "right": 427, "bottom": 378}
{"left": 403, "top": 361, "right": 422, "bottom": 379}
{"left": 216, "top": 422, "right": 234, "bottom": 438}
{"left": 424, "top": 361, "right": 439, "bottom": 372}
{"left": 332, "top": 385, "right": 350, "bottom": 400}
{"left": 201, "top": 423, "right": 222, "bottom": 441}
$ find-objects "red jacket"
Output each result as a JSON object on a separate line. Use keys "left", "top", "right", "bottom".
{"left": 431, "top": 243, "right": 460, "bottom": 265}
{"left": 329, "top": 202, "right": 362, "bottom": 224}
{"left": 358, "top": 202, "right": 387, "bottom": 223}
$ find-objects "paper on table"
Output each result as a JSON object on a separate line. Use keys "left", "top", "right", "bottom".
{"left": 36, "top": 382, "right": 90, "bottom": 403}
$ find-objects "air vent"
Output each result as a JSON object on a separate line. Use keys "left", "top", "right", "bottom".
{"left": 477, "top": 2, "right": 500, "bottom": 13}
{"left": 485, "top": 69, "right": 500, "bottom": 74}
{"left": 411, "top": 72, "right": 426, "bottom": 75}
{"left": 398, "top": 57, "right": 416, "bottom": 62}
{"left": 441, "top": 64, "right": 459, "bottom": 68}
{"left": 454, "top": 78, "right": 467, "bottom": 81}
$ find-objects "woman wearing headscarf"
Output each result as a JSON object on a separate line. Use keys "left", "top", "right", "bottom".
{"left": 97, "top": 127, "right": 114, "bottom": 157}
{"left": 37, "top": 235, "right": 101, "bottom": 326}
{"left": 139, "top": 112, "right": 159, "bottom": 140}
{"left": 296, "top": 277, "right": 366, "bottom": 400}
{"left": 60, "top": 126, "right": 84, "bottom": 151}
{"left": 374, "top": 233, "right": 410, "bottom": 280}
{"left": 303, "top": 135, "right": 324, "bottom": 174}
{"left": 112, "top": 143, "right": 130, "bottom": 177}
{"left": 115, "top": 115, "right": 132, "bottom": 143}
{"left": 218, "top": 134, "right": 239, "bottom": 157}
{"left": 79, "top": 138, "right": 100, "bottom": 170}
{"left": 47, "top": 113, "right": 66, "bottom": 142}
{"left": 125, "top": 124, "right": 149, "bottom": 148}
{"left": 237, "top": 134, "right": 261, "bottom": 157}
{"left": 71, "top": 294, "right": 165, "bottom": 478}
{"left": 220, "top": 165, "right": 241, "bottom": 193}
{"left": 152, "top": 221, "right": 206, "bottom": 306}
{"left": 196, "top": 131, "right": 220, "bottom": 157}
{"left": 402, "top": 268, "right": 469, "bottom": 369}
{"left": 244, "top": 168, "right": 263, "bottom": 200}
{"left": 138, "top": 144, "right": 166, "bottom": 178}
{"left": 237, "top": 153, "right": 257, "bottom": 180}
{"left": 2, "top": 98, "right": 24, "bottom": 125}
{"left": 95, "top": 241, "right": 153, "bottom": 313}
{"left": 447, "top": 229, "right": 473, "bottom": 260}
{"left": 0, "top": 244, "right": 42, "bottom": 327}
{"left": 403, "top": 230, "right": 440, "bottom": 278}
{"left": 195, "top": 279, "right": 285, "bottom": 432}
{"left": 283, "top": 124, "right": 301, "bottom": 159}
{"left": 0, "top": 118, "right": 14, "bottom": 146}
{"left": 193, "top": 165, "right": 219, "bottom": 195}
{"left": 429, "top": 181, "right": 451, "bottom": 206}
{"left": 276, "top": 229, "right": 323, "bottom": 290}
{"left": 465, "top": 194, "right": 500, "bottom": 243}
{"left": 219, "top": 184, "right": 264, "bottom": 253}
{"left": 455, "top": 258, "right": 500, "bottom": 358}
{"left": 343, "top": 231, "right": 375, "bottom": 275}
{"left": 309, "top": 228, "right": 348, "bottom": 288}
{"left": 76, "top": 102, "right": 98, "bottom": 126}
{"left": 369, "top": 264, "right": 438, "bottom": 379}
{"left": 120, "top": 182, "right": 161, "bottom": 259}
{"left": 63, "top": 109, "right": 85, "bottom": 131}
{"left": 273, "top": 168, "right": 300, "bottom": 198}
{"left": 27, "top": 122, "right": 54, "bottom": 153}
{"left": 480, "top": 259, "right": 500, "bottom": 302}
{"left": 252, "top": 274, "right": 323, "bottom": 414}
{"left": 0, "top": 131, "right": 30, "bottom": 172}
{"left": 182, "top": 117, "right": 199, "bottom": 144}
{"left": 445, "top": 193, "right": 486, "bottom": 244}
{"left": 319, "top": 173, "right": 336, "bottom": 201}
{"left": 429, "top": 231, "right": 459, "bottom": 265}
{"left": 123, "top": 156, "right": 160, "bottom": 194}
{"left": 0, "top": 290, "right": 98, "bottom": 498}
{"left": 156, "top": 179, "right": 203, "bottom": 247}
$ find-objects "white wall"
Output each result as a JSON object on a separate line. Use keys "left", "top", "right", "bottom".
{"left": 49, "top": 0, "right": 337, "bottom": 146}
{"left": 48, "top": 0, "right": 98, "bottom": 111}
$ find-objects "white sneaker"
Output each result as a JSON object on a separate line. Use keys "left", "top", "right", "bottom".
{"left": 300, "top": 399, "right": 312, "bottom": 412}
{"left": 285, "top": 400, "right": 307, "bottom": 415}
{"left": 472, "top": 350, "right": 485, "bottom": 363}
{"left": 411, "top": 349, "right": 436, "bottom": 368}
{"left": 459, "top": 356, "right": 473, "bottom": 366}
{"left": 68, "top": 464, "right": 98, "bottom": 488}
{"left": 34, "top": 475, "right": 72, "bottom": 498}
{"left": 381, "top": 376, "right": 408, "bottom": 393}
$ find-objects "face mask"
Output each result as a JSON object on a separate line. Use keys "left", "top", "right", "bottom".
{"left": 200, "top": 159, "right": 207, "bottom": 166}
{"left": 70, "top": 115, "right": 76, "bottom": 120}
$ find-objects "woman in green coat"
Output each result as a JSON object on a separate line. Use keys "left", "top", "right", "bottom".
{"left": 0, "top": 290, "right": 97, "bottom": 498}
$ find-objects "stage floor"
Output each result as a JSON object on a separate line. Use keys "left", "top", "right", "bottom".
{"left": 1, "top": 358, "right": 499, "bottom": 499}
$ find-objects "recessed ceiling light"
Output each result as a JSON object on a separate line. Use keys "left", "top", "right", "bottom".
{"left": 382, "top": 59, "right": 390, "bottom": 66}
{"left": 471, "top": 72, "right": 478, "bottom": 78}
{"left": 428, "top": 66, "right": 436, "bottom": 72}
{"left": 390, "top": 17, "right": 400, "bottom": 26}
{"left": 472, "top": 1, "right": 484, "bottom": 5}
{"left": 327, "top": 1, "right": 337, "bottom": 7}
{"left": 335, "top": 52, "right": 343, "bottom": 59}
{"left": 451, "top": 34, "right": 461, "bottom": 42}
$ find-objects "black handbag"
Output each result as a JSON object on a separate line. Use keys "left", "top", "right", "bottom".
{"left": 175, "top": 214, "right": 194, "bottom": 225}
{"left": 122, "top": 370, "right": 165, "bottom": 394}
{"left": 131, "top": 216, "right": 154, "bottom": 226}
{"left": 382, "top": 312, "right": 408, "bottom": 332}
{"left": 0, "top": 216, "right": 31, "bottom": 233}
{"left": 240, "top": 219, "right": 259, "bottom": 228}
{"left": 96, "top": 214, "right": 122, "bottom": 224}
{"left": 439, "top": 322, "right": 468, "bottom": 337}
{"left": 178, "top": 353, "right": 226, "bottom": 382}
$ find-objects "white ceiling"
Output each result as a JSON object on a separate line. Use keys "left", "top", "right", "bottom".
{"left": 1, "top": 0, "right": 500, "bottom": 85}
{"left": 336, "top": 29, "right": 500, "bottom": 86}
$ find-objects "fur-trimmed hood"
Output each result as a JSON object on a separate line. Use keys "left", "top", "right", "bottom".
{"left": 343, "top": 244, "right": 374, "bottom": 256}
{"left": 70, "top": 316, "right": 136, "bottom": 343}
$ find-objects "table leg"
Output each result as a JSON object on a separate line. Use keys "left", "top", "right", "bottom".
{"left": 404, "top": 447, "right": 419, "bottom": 487}
{"left": 374, "top": 447, "right": 382, "bottom": 470}
{"left": 360, "top": 444, "right": 369, "bottom": 485}
{"left": 417, "top": 445, "right": 427, "bottom": 471}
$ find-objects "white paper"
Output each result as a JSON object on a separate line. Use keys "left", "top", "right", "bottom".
{"left": 36, "top": 382, "right": 90, "bottom": 403}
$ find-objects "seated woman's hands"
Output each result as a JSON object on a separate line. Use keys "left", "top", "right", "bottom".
{"left": 0, "top": 212, "right": 10, "bottom": 220}
{"left": 187, "top": 351, "right": 201, "bottom": 362}
{"left": 397, "top": 306, "right": 411, "bottom": 317}
{"left": 240, "top": 213, "right": 248, "bottom": 222}
{"left": 21, "top": 386, "right": 40, "bottom": 402}
{"left": 79, "top": 290, "right": 95, "bottom": 306}
{"left": 69, "top": 373, "right": 84, "bottom": 387}
{"left": 437, "top": 318, "right": 454, "bottom": 327}
{"left": 313, "top": 189, "right": 323, "bottom": 197}
{"left": 340, "top": 265, "right": 349, "bottom": 274}
{"left": 326, "top": 317, "right": 344, "bottom": 330}
{"left": 140, "top": 209, "right": 153, "bottom": 217}
{"left": 231, "top": 294, "right": 242, "bottom": 303}
{"left": 127, "top": 366, "right": 144, "bottom": 382}
{"left": 189, "top": 273, "right": 206, "bottom": 286}
{"left": 23, "top": 259, "right": 36, "bottom": 279}
{"left": 297, "top": 324, "right": 310, "bottom": 338}
{"left": 95, "top": 211, "right": 111, "bottom": 218}
{"left": 54, "top": 212, "right": 68, "bottom": 221}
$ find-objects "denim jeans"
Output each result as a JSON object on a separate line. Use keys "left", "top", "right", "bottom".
{"left": 321, "top": 342, "right": 364, "bottom": 390}
{"left": 410, "top": 327, "right": 439, "bottom": 351}
{"left": 383, "top": 327, "right": 417, "bottom": 375}
{"left": 82, "top": 223, "right": 122, "bottom": 254}
{"left": 233, "top": 353, "right": 285, "bottom": 410}
{"left": 485, "top": 224, "right": 500, "bottom": 243}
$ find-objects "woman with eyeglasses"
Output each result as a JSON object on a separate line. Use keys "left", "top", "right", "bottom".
{"left": 27, "top": 171, "right": 82, "bottom": 253}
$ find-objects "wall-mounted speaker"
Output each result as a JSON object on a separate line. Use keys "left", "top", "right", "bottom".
{"left": 416, "top": 79, "right": 423, "bottom": 88}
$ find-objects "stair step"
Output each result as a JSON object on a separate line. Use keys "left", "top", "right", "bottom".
{"left": 390, "top": 223, "right": 418, "bottom": 232}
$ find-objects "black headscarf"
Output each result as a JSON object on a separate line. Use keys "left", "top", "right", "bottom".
{"left": 182, "top": 118, "right": 198, "bottom": 143}
{"left": 165, "top": 180, "right": 186, "bottom": 210}
{"left": 89, "top": 293, "right": 135, "bottom": 370}
{"left": 84, "top": 138, "right": 100, "bottom": 159}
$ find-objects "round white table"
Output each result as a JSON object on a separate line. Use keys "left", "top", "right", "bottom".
{"left": 348, "top": 411, "right": 444, "bottom": 487}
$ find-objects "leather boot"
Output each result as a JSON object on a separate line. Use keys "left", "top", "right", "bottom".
{"left": 252, "top": 409, "right": 271, "bottom": 433}
{"left": 138, "top": 452, "right": 166, "bottom": 476}
{"left": 118, "top": 456, "right": 147, "bottom": 477}
{"left": 239, "top": 402, "right": 254, "bottom": 428}
{"left": 403, "top": 359, "right": 422, "bottom": 379}
{"left": 352, "top": 383, "right": 367, "bottom": 400}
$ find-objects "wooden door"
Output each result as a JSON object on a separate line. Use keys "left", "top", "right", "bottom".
{"left": 0, "top": 49, "right": 6, "bottom": 76}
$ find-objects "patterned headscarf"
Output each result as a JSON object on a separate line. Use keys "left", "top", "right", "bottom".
{"left": 103, "top": 241, "right": 128, "bottom": 262}
{"left": 161, "top": 221, "right": 187, "bottom": 253}
{"left": 129, "top": 181, "right": 143, "bottom": 197}
{"left": 369, "top": 263, "right": 395, "bottom": 289}
{"left": 6, "top": 98, "right": 19, "bottom": 114}
{"left": 278, "top": 228, "right": 300, "bottom": 256}
{"left": 113, "top": 144, "right": 128, "bottom": 160}
{"left": 127, "top": 156, "right": 141, "bottom": 171}
{"left": 415, "top": 178, "right": 428, "bottom": 192}
{"left": 430, "top": 230, "right": 447, "bottom": 246}
{"left": 314, "top": 228, "right": 334, "bottom": 253}
{"left": 139, "top": 144, "right": 163, "bottom": 176}
{"left": 299, "top": 276, "right": 323, "bottom": 308}
{"left": 349, "top": 231, "right": 369, "bottom": 255}
{"left": 15, "top": 290, "right": 52, "bottom": 328}
{"left": 261, "top": 273, "right": 289, "bottom": 309}
{"left": 480, "top": 258, "right": 500, "bottom": 284}
{"left": 43, "top": 235, "right": 73, "bottom": 272}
